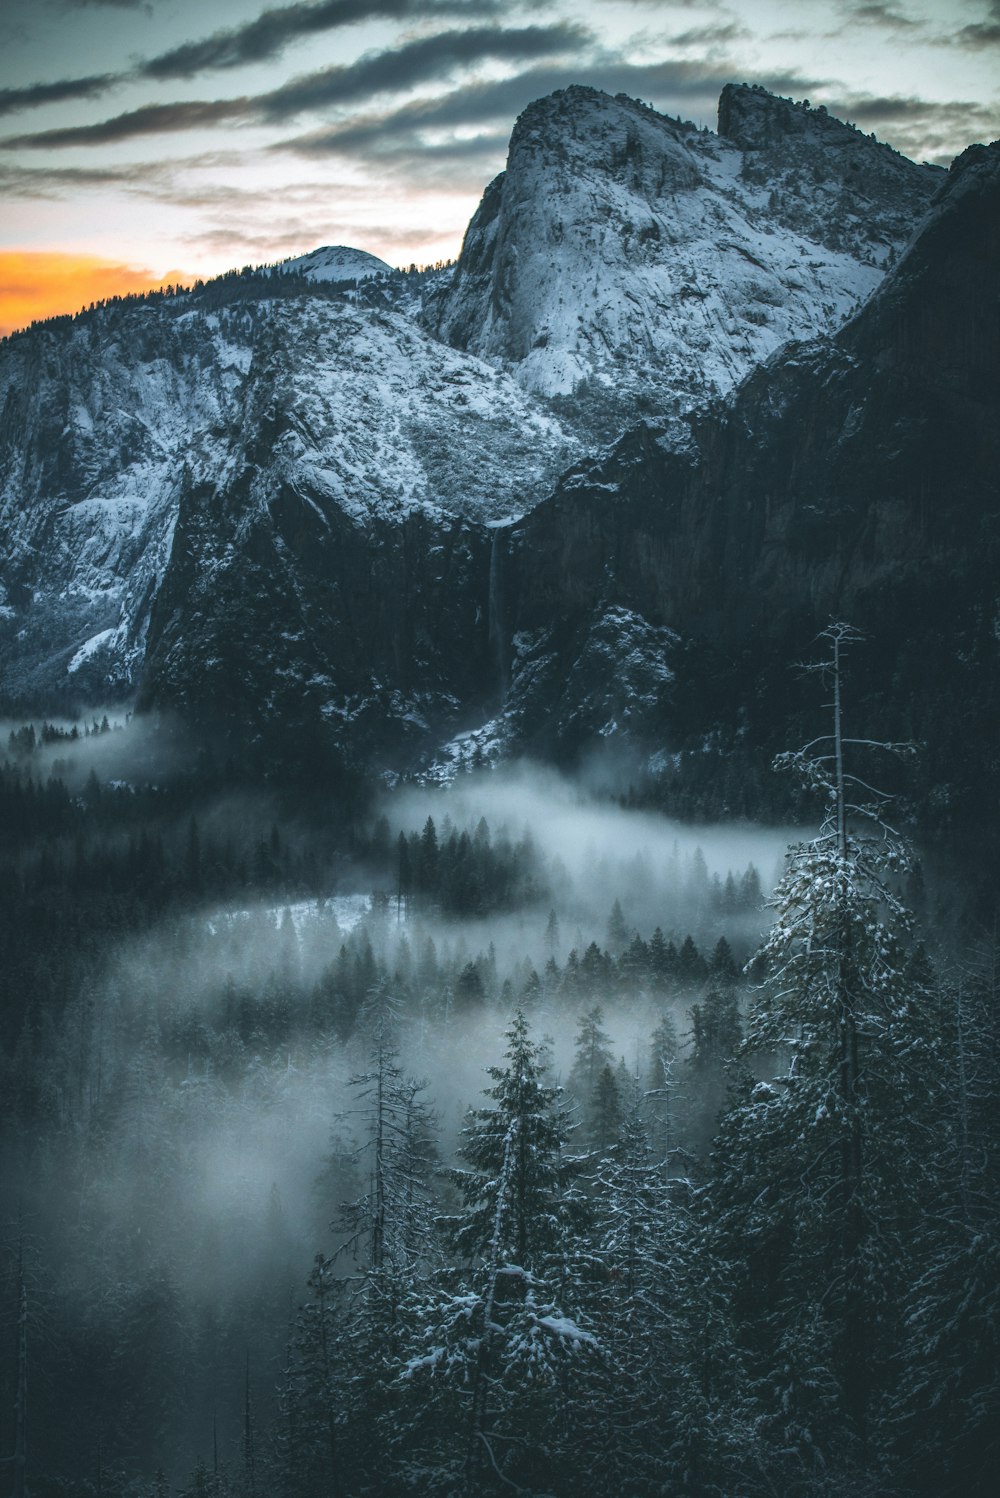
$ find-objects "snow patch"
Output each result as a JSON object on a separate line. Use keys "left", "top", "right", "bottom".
{"left": 68, "top": 628, "right": 115, "bottom": 673}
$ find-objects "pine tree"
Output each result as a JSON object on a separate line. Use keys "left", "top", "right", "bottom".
{"left": 448, "top": 1011, "right": 585, "bottom": 1267}
{"left": 568, "top": 1005, "right": 614, "bottom": 1103}
{"left": 890, "top": 951, "right": 1000, "bottom": 1495}
{"left": 281, "top": 1255, "right": 346, "bottom": 1498}
{"left": 711, "top": 624, "right": 925, "bottom": 1475}
{"left": 412, "top": 1012, "right": 596, "bottom": 1491}
{"left": 605, "top": 898, "right": 629, "bottom": 954}
{"left": 585, "top": 1074, "right": 740, "bottom": 1494}
{"left": 589, "top": 1062, "right": 622, "bottom": 1151}
{"left": 646, "top": 1009, "right": 681, "bottom": 1164}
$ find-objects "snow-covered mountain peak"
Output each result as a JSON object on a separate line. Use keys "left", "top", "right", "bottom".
{"left": 0, "top": 81, "right": 961, "bottom": 722}
{"left": 281, "top": 245, "right": 393, "bottom": 283}
{"left": 509, "top": 84, "right": 703, "bottom": 188}
{"left": 716, "top": 82, "right": 943, "bottom": 262}
{"left": 719, "top": 81, "right": 878, "bottom": 153}
{"left": 427, "top": 84, "right": 942, "bottom": 407}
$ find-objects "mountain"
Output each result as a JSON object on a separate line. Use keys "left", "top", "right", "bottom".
{"left": 281, "top": 244, "right": 393, "bottom": 282}
{"left": 496, "top": 138, "right": 1000, "bottom": 859}
{"left": 133, "top": 295, "right": 576, "bottom": 766}
{"left": 427, "top": 84, "right": 940, "bottom": 411}
{"left": 0, "top": 82, "right": 980, "bottom": 799}
{"left": 0, "top": 283, "right": 575, "bottom": 710}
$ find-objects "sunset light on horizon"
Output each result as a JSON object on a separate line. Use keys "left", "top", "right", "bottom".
{"left": 0, "top": 252, "right": 192, "bottom": 339}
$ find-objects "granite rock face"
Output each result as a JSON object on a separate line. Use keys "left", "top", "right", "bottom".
{"left": 497, "top": 139, "right": 999, "bottom": 852}
{"left": 428, "top": 84, "right": 940, "bottom": 409}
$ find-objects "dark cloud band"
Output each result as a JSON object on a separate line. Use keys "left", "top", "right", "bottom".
{"left": 279, "top": 59, "right": 823, "bottom": 162}
{"left": 259, "top": 22, "right": 589, "bottom": 117}
{"left": 0, "top": 0, "right": 516, "bottom": 121}
{"left": 0, "top": 73, "right": 118, "bottom": 119}
{"left": 141, "top": 0, "right": 507, "bottom": 81}
{"left": 2, "top": 22, "right": 589, "bottom": 149}
{"left": 2, "top": 100, "right": 252, "bottom": 150}
{"left": 953, "top": 0, "right": 1000, "bottom": 50}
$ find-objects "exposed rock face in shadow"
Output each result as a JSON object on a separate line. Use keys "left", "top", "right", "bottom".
{"left": 502, "top": 140, "right": 999, "bottom": 861}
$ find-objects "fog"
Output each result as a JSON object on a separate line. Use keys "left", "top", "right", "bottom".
{"left": 19, "top": 756, "right": 794, "bottom": 1262}
{"left": 391, "top": 760, "right": 793, "bottom": 883}
{"left": 1, "top": 708, "right": 190, "bottom": 789}
{"left": 2, "top": 745, "right": 804, "bottom": 1479}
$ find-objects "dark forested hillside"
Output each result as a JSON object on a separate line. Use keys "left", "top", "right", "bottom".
{"left": 1, "top": 670, "right": 997, "bottom": 1496}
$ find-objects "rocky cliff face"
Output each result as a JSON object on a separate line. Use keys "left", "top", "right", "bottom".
{"left": 0, "top": 303, "right": 249, "bottom": 705}
{"left": 495, "top": 139, "right": 999, "bottom": 851}
{"left": 427, "top": 84, "right": 940, "bottom": 409}
{"left": 0, "top": 284, "right": 574, "bottom": 713}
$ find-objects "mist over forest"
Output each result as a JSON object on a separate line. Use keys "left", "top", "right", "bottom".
{"left": 1, "top": 691, "right": 996, "bottom": 1498}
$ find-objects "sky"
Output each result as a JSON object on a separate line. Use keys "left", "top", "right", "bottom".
{"left": 0, "top": 0, "right": 997, "bottom": 334}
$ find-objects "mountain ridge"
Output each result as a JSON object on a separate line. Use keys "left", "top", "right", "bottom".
{"left": 0, "top": 83, "right": 986, "bottom": 805}
{"left": 491, "top": 135, "right": 999, "bottom": 858}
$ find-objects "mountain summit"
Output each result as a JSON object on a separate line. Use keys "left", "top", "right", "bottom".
{"left": 428, "top": 84, "right": 940, "bottom": 410}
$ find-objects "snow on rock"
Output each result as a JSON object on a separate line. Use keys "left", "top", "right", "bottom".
{"left": 68, "top": 628, "right": 115, "bottom": 673}
{"left": 240, "top": 297, "right": 578, "bottom": 526}
{"left": 0, "top": 287, "right": 577, "bottom": 706}
{"left": 0, "top": 300, "right": 247, "bottom": 701}
{"left": 423, "top": 714, "right": 513, "bottom": 782}
{"left": 428, "top": 85, "right": 941, "bottom": 410}
{"left": 280, "top": 244, "right": 393, "bottom": 283}
{"left": 0, "top": 84, "right": 946, "bottom": 716}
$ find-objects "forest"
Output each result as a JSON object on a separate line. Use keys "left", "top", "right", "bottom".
{"left": 0, "top": 642, "right": 997, "bottom": 1498}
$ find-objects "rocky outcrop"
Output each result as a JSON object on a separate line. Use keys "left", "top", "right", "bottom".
{"left": 428, "top": 84, "right": 941, "bottom": 408}
{"left": 498, "top": 139, "right": 1000, "bottom": 853}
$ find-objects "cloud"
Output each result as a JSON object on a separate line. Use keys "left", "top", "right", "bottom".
{"left": 0, "top": 1, "right": 528, "bottom": 123}
{"left": 0, "top": 148, "right": 287, "bottom": 209}
{"left": 842, "top": 3, "right": 923, "bottom": 30}
{"left": 0, "top": 250, "right": 191, "bottom": 338}
{"left": 2, "top": 99, "right": 253, "bottom": 149}
{"left": 0, "top": 159, "right": 148, "bottom": 193}
{"left": 823, "top": 88, "right": 1000, "bottom": 162}
{"left": 953, "top": 0, "right": 1000, "bottom": 48}
{"left": 278, "top": 59, "right": 828, "bottom": 163}
{"left": 666, "top": 22, "right": 751, "bottom": 49}
{"left": 1, "top": 22, "right": 591, "bottom": 149}
{"left": 0, "top": 73, "right": 119, "bottom": 119}
{"left": 258, "top": 21, "right": 590, "bottom": 117}
{"left": 140, "top": 0, "right": 510, "bottom": 81}
{"left": 184, "top": 214, "right": 456, "bottom": 260}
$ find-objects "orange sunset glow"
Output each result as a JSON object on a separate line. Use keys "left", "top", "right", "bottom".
{"left": 0, "top": 252, "right": 192, "bottom": 339}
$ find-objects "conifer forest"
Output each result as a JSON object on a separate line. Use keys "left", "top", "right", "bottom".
{"left": 0, "top": 629, "right": 996, "bottom": 1498}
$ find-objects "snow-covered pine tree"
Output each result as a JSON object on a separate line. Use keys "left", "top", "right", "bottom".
{"left": 406, "top": 1011, "right": 597, "bottom": 1493}
{"left": 283, "top": 993, "right": 438, "bottom": 1496}
{"left": 711, "top": 623, "right": 925, "bottom": 1481}
{"left": 890, "top": 941, "right": 1000, "bottom": 1495}
{"left": 587, "top": 1071, "right": 740, "bottom": 1495}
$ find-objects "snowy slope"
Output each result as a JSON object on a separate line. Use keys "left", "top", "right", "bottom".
{"left": 429, "top": 85, "right": 941, "bottom": 407}
{"left": 0, "top": 302, "right": 251, "bottom": 701}
{"left": 281, "top": 244, "right": 393, "bottom": 283}
{"left": 0, "top": 288, "right": 576, "bottom": 703}
{"left": 233, "top": 296, "right": 576, "bottom": 527}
